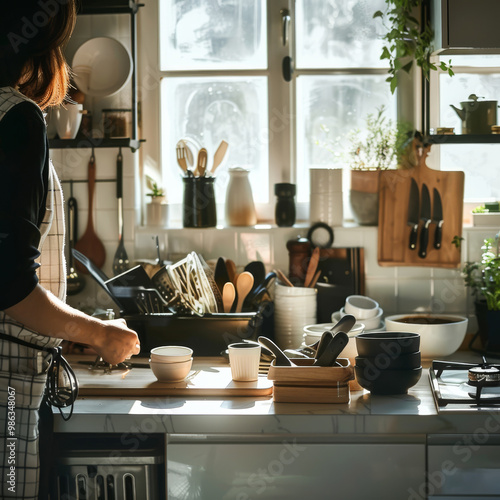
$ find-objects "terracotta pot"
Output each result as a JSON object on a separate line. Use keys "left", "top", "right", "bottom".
{"left": 349, "top": 170, "right": 380, "bottom": 226}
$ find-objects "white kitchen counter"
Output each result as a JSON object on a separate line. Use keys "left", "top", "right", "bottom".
{"left": 54, "top": 352, "right": 497, "bottom": 437}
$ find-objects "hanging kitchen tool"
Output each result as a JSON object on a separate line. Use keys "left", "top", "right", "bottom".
{"left": 74, "top": 151, "right": 106, "bottom": 273}
{"left": 112, "top": 149, "right": 130, "bottom": 275}
{"left": 66, "top": 190, "right": 85, "bottom": 295}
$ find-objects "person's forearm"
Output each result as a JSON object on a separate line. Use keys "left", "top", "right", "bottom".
{"left": 5, "top": 284, "right": 107, "bottom": 348}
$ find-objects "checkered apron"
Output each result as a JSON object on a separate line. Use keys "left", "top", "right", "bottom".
{"left": 0, "top": 87, "right": 66, "bottom": 499}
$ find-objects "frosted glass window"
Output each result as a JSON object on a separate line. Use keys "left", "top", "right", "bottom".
{"left": 161, "top": 77, "right": 268, "bottom": 205}
{"left": 296, "top": 0, "right": 388, "bottom": 69}
{"left": 160, "top": 0, "right": 267, "bottom": 71}
{"left": 296, "top": 75, "right": 396, "bottom": 202}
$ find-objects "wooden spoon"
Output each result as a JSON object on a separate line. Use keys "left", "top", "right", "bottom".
{"left": 304, "top": 246, "right": 320, "bottom": 287}
{"left": 210, "top": 140, "right": 228, "bottom": 175}
{"left": 222, "top": 282, "right": 236, "bottom": 313}
{"left": 74, "top": 154, "right": 106, "bottom": 273}
{"left": 235, "top": 271, "right": 254, "bottom": 313}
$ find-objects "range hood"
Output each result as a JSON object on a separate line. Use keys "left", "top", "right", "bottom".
{"left": 432, "top": 0, "right": 500, "bottom": 54}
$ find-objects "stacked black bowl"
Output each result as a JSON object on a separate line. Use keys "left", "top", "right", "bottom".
{"left": 354, "top": 332, "right": 422, "bottom": 395}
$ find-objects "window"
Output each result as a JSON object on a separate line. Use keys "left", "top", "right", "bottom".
{"left": 430, "top": 55, "right": 500, "bottom": 202}
{"left": 159, "top": 0, "right": 396, "bottom": 222}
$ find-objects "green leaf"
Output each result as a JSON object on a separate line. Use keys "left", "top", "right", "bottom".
{"left": 373, "top": 10, "right": 383, "bottom": 18}
{"left": 402, "top": 61, "right": 413, "bottom": 73}
{"left": 381, "top": 46, "right": 391, "bottom": 59}
{"left": 390, "top": 76, "right": 398, "bottom": 94}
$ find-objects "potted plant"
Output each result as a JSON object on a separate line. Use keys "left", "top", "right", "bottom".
{"left": 374, "top": 0, "right": 453, "bottom": 93}
{"left": 145, "top": 176, "right": 168, "bottom": 226}
{"left": 463, "top": 234, "right": 500, "bottom": 352}
{"left": 348, "top": 106, "right": 410, "bottom": 225}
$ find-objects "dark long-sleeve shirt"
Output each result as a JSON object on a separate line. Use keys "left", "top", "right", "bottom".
{"left": 0, "top": 100, "right": 49, "bottom": 309}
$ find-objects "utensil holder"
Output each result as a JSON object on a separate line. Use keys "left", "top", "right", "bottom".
{"left": 183, "top": 176, "right": 217, "bottom": 228}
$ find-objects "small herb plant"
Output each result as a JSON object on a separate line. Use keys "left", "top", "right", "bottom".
{"left": 463, "top": 235, "right": 500, "bottom": 310}
{"left": 348, "top": 106, "right": 410, "bottom": 170}
{"left": 472, "top": 205, "right": 488, "bottom": 214}
{"left": 145, "top": 176, "right": 165, "bottom": 200}
{"left": 374, "top": 0, "right": 453, "bottom": 93}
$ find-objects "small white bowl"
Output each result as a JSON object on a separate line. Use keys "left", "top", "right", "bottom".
{"left": 150, "top": 357, "right": 193, "bottom": 382}
{"left": 55, "top": 103, "right": 83, "bottom": 139}
{"left": 150, "top": 345, "right": 193, "bottom": 363}
{"left": 345, "top": 295, "right": 379, "bottom": 319}
{"left": 339, "top": 306, "right": 383, "bottom": 331}
{"left": 303, "top": 322, "right": 365, "bottom": 347}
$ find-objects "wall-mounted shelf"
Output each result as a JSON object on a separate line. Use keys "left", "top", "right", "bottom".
{"left": 426, "top": 134, "right": 500, "bottom": 145}
{"left": 49, "top": 138, "right": 143, "bottom": 151}
{"left": 79, "top": 1, "right": 143, "bottom": 15}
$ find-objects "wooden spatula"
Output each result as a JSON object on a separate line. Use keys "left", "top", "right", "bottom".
{"left": 74, "top": 154, "right": 106, "bottom": 273}
{"left": 210, "top": 140, "right": 228, "bottom": 175}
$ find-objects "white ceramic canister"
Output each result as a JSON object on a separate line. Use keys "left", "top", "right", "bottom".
{"left": 309, "top": 168, "right": 343, "bottom": 226}
{"left": 273, "top": 283, "right": 317, "bottom": 350}
{"left": 225, "top": 167, "right": 257, "bottom": 226}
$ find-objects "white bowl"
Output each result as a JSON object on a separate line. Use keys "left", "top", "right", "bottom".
{"left": 55, "top": 104, "right": 83, "bottom": 139}
{"left": 385, "top": 314, "right": 468, "bottom": 358}
{"left": 339, "top": 306, "right": 383, "bottom": 330}
{"left": 150, "top": 357, "right": 193, "bottom": 382}
{"left": 303, "top": 322, "right": 364, "bottom": 347}
{"left": 345, "top": 295, "right": 379, "bottom": 319}
{"left": 150, "top": 345, "right": 193, "bottom": 363}
{"left": 72, "top": 37, "right": 133, "bottom": 97}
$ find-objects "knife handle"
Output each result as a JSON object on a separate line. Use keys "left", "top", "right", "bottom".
{"left": 418, "top": 221, "right": 431, "bottom": 259}
{"left": 409, "top": 224, "right": 418, "bottom": 250}
{"left": 434, "top": 221, "right": 443, "bottom": 250}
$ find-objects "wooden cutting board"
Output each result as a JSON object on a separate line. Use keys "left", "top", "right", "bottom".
{"left": 378, "top": 160, "right": 464, "bottom": 268}
{"left": 71, "top": 356, "right": 273, "bottom": 397}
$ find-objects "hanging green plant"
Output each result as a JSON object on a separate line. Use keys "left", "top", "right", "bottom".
{"left": 374, "top": 0, "right": 454, "bottom": 93}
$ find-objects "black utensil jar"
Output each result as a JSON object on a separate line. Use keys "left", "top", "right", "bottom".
{"left": 274, "top": 183, "right": 296, "bottom": 227}
{"left": 183, "top": 176, "right": 217, "bottom": 227}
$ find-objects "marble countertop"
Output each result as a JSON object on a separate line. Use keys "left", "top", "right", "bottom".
{"left": 54, "top": 351, "right": 499, "bottom": 437}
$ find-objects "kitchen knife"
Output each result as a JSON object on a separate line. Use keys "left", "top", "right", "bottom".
{"left": 432, "top": 188, "right": 444, "bottom": 250}
{"left": 407, "top": 178, "right": 419, "bottom": 250}
{"left": 418, "top": 183, "right": 432, "bottom": 259}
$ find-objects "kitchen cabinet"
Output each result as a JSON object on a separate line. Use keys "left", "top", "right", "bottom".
{"left": 49, "top": 0, "right": 143, "bottom": 152}
{"left": 431, "top": 0, "right": 500, "bottom": 54}
{"left": 427, "top": 435, "right": 500, "bottom": 498}
{"left": 166, "top": 438, "right": 425, "bottom": 500}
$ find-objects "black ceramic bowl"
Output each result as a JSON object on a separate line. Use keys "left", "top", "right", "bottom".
{"left": 355, "top": 351, "right": 421, "bottom": 371}
{"left": 355, "top": 332, "right": 420, "bottom": 358}
{"left": 354, "top": 366, "right": 422, "bottom": 395}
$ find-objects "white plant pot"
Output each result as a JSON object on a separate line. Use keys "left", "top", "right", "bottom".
{"left": 146, "top": 202, "right": 168, "bottom": 227}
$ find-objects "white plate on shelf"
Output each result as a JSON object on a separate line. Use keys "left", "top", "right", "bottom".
{"left": 72, "top": 37, "right": 133, "bottom": 97}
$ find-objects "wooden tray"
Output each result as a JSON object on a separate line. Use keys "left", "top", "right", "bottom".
{"left": 378, "top": 160, "right": 464, "bottom": 268}
{"left": 70, "top": 356, "right": 273, "bottom": 397}
{"left": 267, "top": 358, "right": 354, "bottom": 403}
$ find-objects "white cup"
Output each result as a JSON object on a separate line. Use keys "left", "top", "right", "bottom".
{"left": 344, "top": 295, "right": 379, "bottom": 320}
{"left": 228, "top": 343, "right": 261, "bottom": 382}
{"left": 55, "top": 103, "right": 83, "bottom": 139}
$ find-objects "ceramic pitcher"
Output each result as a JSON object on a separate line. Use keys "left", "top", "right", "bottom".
{"left": 225, "top": 167, "right": 257, "bottom": 226}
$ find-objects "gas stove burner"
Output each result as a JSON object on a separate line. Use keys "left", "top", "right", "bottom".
{"left": 468, "top": 365, "right": 500, "bottom": 387}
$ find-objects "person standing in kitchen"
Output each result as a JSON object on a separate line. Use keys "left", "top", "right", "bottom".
{"left": 0, "top": 2, "right": 141, "bottom": 499}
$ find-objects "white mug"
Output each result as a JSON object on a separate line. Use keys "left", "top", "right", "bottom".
{"left": 228, "top": 343, "right": 261, "bottom": 382}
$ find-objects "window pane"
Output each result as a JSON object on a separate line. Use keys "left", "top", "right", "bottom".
{"left": 159, "top": 0, "right": 267, "bottom": 71}
{"left": 296, "top": 0, "right": 388, "bottom": 69}
{"left": 438, "top": 72, "right": 500, "bottom": 201}
{"left": 161, "top": 77, "right": 269, "bottom": 206}
{"left": 296, "top": 75, "right": 396, "bottom": 203}
{"left": 440, "top": 54, "right": 500, "bottom": 67}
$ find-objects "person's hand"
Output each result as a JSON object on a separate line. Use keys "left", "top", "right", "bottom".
{"left": 93, "top": 318, "right": 140, "bottom": 365}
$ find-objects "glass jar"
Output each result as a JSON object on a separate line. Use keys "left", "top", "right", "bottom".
{"left": 102, "top": 108, "right": 132, "bottom": 138}
{"left": 274, "top": 183, "right": 296, "bottom": 227}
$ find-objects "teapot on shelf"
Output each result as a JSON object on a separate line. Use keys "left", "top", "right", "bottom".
{"left": 450, "top": 94, "right": 498, "bottom": 134}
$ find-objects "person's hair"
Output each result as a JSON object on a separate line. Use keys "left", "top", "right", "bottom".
{"left": 0, "top": 1, "right": 77, "bottom": 109}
